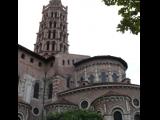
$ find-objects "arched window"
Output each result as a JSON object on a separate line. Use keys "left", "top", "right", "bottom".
{"left": 49, "top": 21, "right": 52, "bottom": 28}
{"left": 48, "top": 30, "right": 51, "bottom": 39}
{"left": 53, "top": 30, "right": 56, "bottom": 39}
{"left": 114, "top": 111, "right": 123, "bottom": 120}
{"left": 48, "top": 84, "right": 53, "bottom": 99}
{"left": 46, "top": 41, "right": 50, "bottom": 50}
{"left": 62, "top": 60, "right": 65, "bottom": 65}
{"left": 134, "top": 114, "right": 140, "bottom": 120}
{"left": 33, "top": 83, "right": 39, "bottom": 99}
{"left": 51, "top": 12, "right": 53, "bottom": 17}
{"left": 52, "top": 41, "right": 55, "bottom": 51}
{"left": 54, "top": 21, "right": 56, "bottom": 28}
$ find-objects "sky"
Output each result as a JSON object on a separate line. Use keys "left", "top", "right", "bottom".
{"left": 18, "top": 0, "right": 140, "bottom": 85}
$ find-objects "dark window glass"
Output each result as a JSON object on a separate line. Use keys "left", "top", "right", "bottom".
{"left": 33, "top": 83, "right": 39, "bottom": 99}
{"left": 30, "top": 58, "right": 34, "bottom": 63}
{"left": 67, "top": 76, "right": 70, "bottom": 88}
{"left": 52, "top": 42, "right": 55, "bottom": 50}
{"left": 51, "top": 12, "right": 53, "bottom": 17}
{"left": 48, "top": 84, "right": 53, "bottom": 99}
{"left": 80, "top": 76, "right": 84, "bottom": 81}
{"left": 21, "top": 53, "right": 25, "bottom": 59}
{"left": 53, "top": 30, "right": 56, "bottom": 39}
{"left": 54, "top": 21, "right": 56, "bottom": 28}
{"left": 38, "top": 62, "right": 42, "bottom": 67}
{"left": 114, "top": 111, "right": 123, "bottom": 120}
{"left": 88, "top": 74, "right": 95, "bottom": 83}
{"left": 68, "top": 60, "right": 70, "bottom": 65}
{"left": 33, "top": 108, "right": 39, "bottom": 115}
{"left": 81, "top": 100, "right": 89, "bottom": 109}
{"left": 99, "top": 72, "right": 108, "bottom": 82}
{"left": 49, "top": 21, "right": 52, "bottom": 28}
{"left": 48, "top": 31, "right": 51, "bottom": 39}
{"left": 133, "top": 99, "right": 139, "bottom": 106}
{"left": 112, "top": 73, "right": 119, "bottom": 81}
{"left": 62, "top": 60, "right": 65, "bottom": 65}
{"left": 46, "top": 41, "right": 50, "bottom": 50}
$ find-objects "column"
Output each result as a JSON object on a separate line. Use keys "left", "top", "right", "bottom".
{"left": 95, "top": 65, "right": 99, "bottom": 83}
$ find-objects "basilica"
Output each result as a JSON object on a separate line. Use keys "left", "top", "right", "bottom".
{"left": 18, "top": 0, "right": 140, "bottom": 120}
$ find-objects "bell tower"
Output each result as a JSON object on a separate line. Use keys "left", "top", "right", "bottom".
{"left": 34, "top": 0, "right": 69, "bottom": 58}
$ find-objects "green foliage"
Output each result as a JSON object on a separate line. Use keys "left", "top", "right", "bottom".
{"left": 102, "top": 0, "right": 140, "bottom": 35}
{"left": 47, "top": 110, "right": 103, "bottom": 120}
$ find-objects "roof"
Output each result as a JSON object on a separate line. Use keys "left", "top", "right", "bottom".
{"left": 74, "top": 55, "right": 128, "bottom": 69}
{"left": 91, "top": 91, "right": 131, "bottom": 105}
{"left": 18, "top": 44, "right": 55, "bottom": 63}
{"left": 45, "top": 98, "right": 78, "bottom": 107}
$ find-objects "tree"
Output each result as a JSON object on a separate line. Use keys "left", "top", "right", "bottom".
{"left": 102, "top": 0, "right": 140, "bottom": 35}
{"left": 47, "top": 110, "right": 103, "bottom": 120}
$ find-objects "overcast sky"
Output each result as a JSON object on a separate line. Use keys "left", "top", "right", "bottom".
{"left": 18, "top": 0, "right": 140, "bottom": 85}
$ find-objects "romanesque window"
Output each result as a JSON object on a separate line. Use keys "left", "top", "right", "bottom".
{"left": 38, "top": 62, "right": 42, "bottom": 67}
{"left": 80, "top": 76, "right": 84, "bottom": 81}
{"left": 112, "top": 73, "right": 119, "bottom": 82}
{"left": 55, "top": 12, "right": 57, "bottom": 18}
{"left": 67, "top": 76, "right": 71, "bottom": 88}
{"left": 52, "top": 41, "right": 55, "bottom": 51}
{"left": 51, "top": 12, "right": 53, "bottom": 17}
{"left": 49, "top": 21, "right": 52, "bottom": 28}
{"left": 62, "top": 60, "right": 65, "bottom": 65}
{"left": 114, "top": 111, "right": 123, "bottom": 120}
{"left": 21, "top": 53, "right": 25, "bottom": 59}
{"left": 63, "top": 25, "right": 66, "bottom": 30}
{"left": 30, "top": 58, "right": 34, "bottom": 63}
{"left": 54, "top": 21, "right": 56, "bottom": 28}
{"left": 68, "top": 60, "right": 70, "bottom": 65}
{"left": 46, "top": 41, "right": 50, "bottom": 50}
{"left": 33, "top": 83, "right": 39, "bottom": 99}
{"left": 88, "top": 74, "right": 95, "bottom": 83}
{"left": 134, "top": 114, "right": 140, "bottom": 120}
{"left": 99, "top": 72, "right": 108, "bottom": 83}
{"left": 53, "top": 30, "right": 56, "bottom": 39}
{"left": 48, "top": 31, "right": 51, "bottom": 39}
{"left": 48, "top": 83, "right": 53, "bottom": 99}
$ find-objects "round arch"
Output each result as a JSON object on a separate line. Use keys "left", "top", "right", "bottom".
{"left": 111, "top": 107, "right": 124, "bottom": 120}
{"left": 18, "top": 112, "right": 24, "bottom": 120}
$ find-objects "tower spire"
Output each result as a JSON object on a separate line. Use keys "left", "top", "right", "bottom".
{"left": 34, "top": 0, "right": 69, "bottom": 58}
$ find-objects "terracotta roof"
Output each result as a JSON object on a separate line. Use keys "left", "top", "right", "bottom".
{"left": 18, "top": 44, "right": 55, "bottom": 63}
{"left": 74, "top": 55, "right": 128, "bottom": 69}
{"left": 45, "top": 98, "right": 78, "bottom": 107}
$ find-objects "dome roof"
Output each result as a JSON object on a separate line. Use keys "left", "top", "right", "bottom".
{"left": 74, "top": 55, "right": 128, "bottom": 69}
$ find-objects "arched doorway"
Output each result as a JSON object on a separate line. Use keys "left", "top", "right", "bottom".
{"left": 114, "top": 111, "right": 123, "bottom": 120}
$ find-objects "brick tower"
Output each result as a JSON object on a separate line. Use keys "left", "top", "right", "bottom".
{"left": 34, "top": 0, "right": 69, "bottom": 58}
